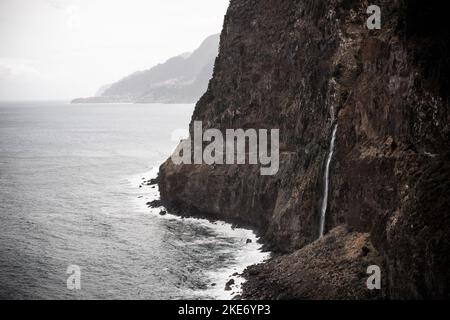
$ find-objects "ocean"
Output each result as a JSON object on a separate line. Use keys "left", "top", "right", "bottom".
{"left": 0, "top": 101, "right": 268, "bottom": 299}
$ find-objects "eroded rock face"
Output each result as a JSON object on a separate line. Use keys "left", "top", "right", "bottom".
{"left": 159, "top": 0, "right": 450, "bottom": 299}
{"left": 242, "top": 226, "right": 386, "bottom": 300}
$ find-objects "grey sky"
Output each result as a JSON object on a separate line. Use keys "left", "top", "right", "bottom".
{"left": 0, "top": 0, "right": 229, "bottom": 100}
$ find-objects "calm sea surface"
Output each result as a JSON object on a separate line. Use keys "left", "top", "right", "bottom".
{"left": 0, "top": 101, "right": 268, "bottom": 299}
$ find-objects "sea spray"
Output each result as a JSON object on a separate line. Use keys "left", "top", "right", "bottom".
{"left": 130, "top": 166, "right": 270, "bottom": 299}
{"left": 319, "top": 123, "right": 338, "bottom": 238}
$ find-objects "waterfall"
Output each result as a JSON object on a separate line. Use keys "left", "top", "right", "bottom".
{"left": 319, "top": 123, "right": 337, "bottom": 238}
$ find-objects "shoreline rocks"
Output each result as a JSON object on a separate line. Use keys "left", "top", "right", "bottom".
{"left": 242, "top": 226, "right": 386, "bottom": 300}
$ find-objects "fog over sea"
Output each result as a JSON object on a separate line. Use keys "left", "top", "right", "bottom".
{"left": 0, "top": 101, "right": 268, "bottom": 299}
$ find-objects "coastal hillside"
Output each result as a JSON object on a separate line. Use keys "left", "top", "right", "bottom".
{"left": 72, "top": 34, "right": 219, "bottom": 104}
{"left": 158, "top": 0, "right": 450, "bottom": 299}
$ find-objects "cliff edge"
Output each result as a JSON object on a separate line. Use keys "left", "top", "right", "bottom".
{"left": 159, "top": 0, "right": 449, "bottom": 299}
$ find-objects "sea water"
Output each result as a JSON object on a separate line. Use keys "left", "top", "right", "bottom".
{"left": 0, "top": 101, "right": 269, "bottom": 299}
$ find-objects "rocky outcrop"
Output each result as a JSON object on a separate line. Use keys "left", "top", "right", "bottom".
{"left": 242, "top": 226, "right": 386, "bottom": 299}
{"left": 159, "top": 0, "right": 450, "bottom": 299}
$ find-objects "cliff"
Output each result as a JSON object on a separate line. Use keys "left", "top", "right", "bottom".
{"left": 72, "top": 34, "right": 219, "bottom": 104}
{"left": 159, "top": 0, "right": 450, "bottom": 299}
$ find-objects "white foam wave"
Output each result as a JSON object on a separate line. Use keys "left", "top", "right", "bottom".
{"left": 128, "top": 165, "right": 270, "bottom": 300}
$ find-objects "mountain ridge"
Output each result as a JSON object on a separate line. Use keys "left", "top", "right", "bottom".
{"left": 72, "top": 34, "right": 219, "bottom": 104}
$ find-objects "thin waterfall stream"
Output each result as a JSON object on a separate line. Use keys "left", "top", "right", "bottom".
{"left": 319, "top": 122, "right": 338, "bottom": 237}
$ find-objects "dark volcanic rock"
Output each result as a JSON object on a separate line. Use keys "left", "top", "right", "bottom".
{"left": 144, "top": 177, "right": 159, "bottom": 186}
{"left": 225, "top": 279, "right": 235, "bottom": 291}
{"left": 159, "top": 0, "right": 450, "bottom": 299}
{"left": 242, "top": 226, "right": 386, "bottom": 300}
{"left": 146, "top": 200, "right": 162, "bottom": 208}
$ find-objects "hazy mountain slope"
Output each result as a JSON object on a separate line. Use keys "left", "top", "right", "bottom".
{"left": 72, "top": 34, "right": 219, "bottom": 104}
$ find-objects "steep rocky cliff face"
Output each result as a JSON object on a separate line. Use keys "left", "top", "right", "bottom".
{"left": 159, "top": 0, "right": 449, "bottom": 299}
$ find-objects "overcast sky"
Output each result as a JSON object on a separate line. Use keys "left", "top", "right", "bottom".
{"left": 0, "top": 0, "right": 229, "bottom": 100}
